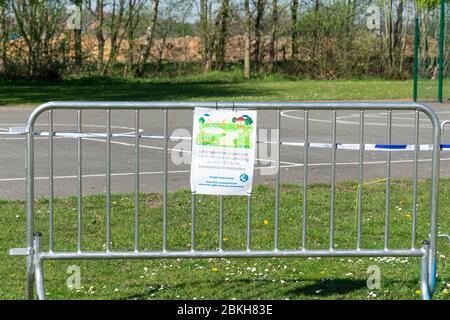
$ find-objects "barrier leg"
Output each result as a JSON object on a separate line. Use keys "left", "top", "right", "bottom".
{"left": 33, "top": 232, "right": 45, "bottom": 300}
{"left": 26, "top": 254, "right": 35, "bottom": 300}
{"left": 420, "top": 240, "right": 431, "bottom": 300}
{"left": 428, "top": 257, "right": 437, "bottom": 296}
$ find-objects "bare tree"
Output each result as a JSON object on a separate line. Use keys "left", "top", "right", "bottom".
{"left": 244, "top": 0, "right": 251, "bottom": 79}
{"left": 385, "top": 0, "right": 394, "bottom": 68}
{"left": 291, "top": 0, "right": 299, "bottom": 61}
{"left": 312, "top": 0, "right": 320, "bottom": 54}
{"left": 393, "top": 0, "right": 404, "bottom": 72}
{"left": 268, "top": 0, "right": 277, "bottom": 72}
{"left": 398, "top": 0, "right": 410, "bottom": 75}
{"left": 178, "top": 1, "right": 194, "bottom": 73}
{"left": 135, "top": 0, "right": 160, "bottom": 77}
{"left": 254, "top": 0, "right": 265, "bottom": 72}
{"left": 10, "top": 0, "right": 66, "bottom": 78}
{"left": 0, "top": 0, "right": 9, "bottom": 73}
{"left": 199, "top": 0, "right": 212, "bottom": 72}
{"left": 383, "top": 0, "right": 408, "bottom": 77}
{"left": 86, "top": 0, "right": 106, "bottom": 71}
{"left": 124, "top": 0, "right": 145, "bottom": 76}
{"left": 154, "top": 0, "right": 180, "bottom": 71}
{"left": 214, "top": 0, "right": 230, "bottom": 71}
{"left": 102, "top": 0, "right": 128, "bottom": 75}
{"left": 73, "top": 0, "right": 82, "bottom": 72}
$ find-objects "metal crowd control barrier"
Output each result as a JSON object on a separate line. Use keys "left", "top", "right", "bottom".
{"left": 9, "top": 101, "right": 442, "bottom": 300}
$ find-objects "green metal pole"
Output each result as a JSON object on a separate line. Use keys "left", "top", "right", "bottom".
{"left": 438, "top": 0, "right": 445, "bottom": 103}
{"left": 414, "top": 16, "right": 420, "bottom": 102}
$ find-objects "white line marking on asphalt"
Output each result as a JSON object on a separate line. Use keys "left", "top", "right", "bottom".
{"left": 2, "top": 157, "right": 450, "bottom": 183}
{"left": 280, "top": 110, "right": 434, "bottom": 128}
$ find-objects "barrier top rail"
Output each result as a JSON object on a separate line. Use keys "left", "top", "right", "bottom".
{"left": 28, "top": 101, "right": 438, "bottom": 112}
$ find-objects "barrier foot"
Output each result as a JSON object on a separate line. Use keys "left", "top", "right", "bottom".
{"left": 438, "top": 234, "right": 450, "bottom": 245}
{"left": 420, "top": 240, "right": 431, "bottom": 300}
{"left": 33, "top": 232, "right": 45, "bottom": 300}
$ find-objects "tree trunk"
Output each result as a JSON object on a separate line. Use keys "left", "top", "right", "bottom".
{"left": 74, "top": 0, "right": 82, "bottom": 73}
{"left": 215, "top": 0, "right": 230, "bottom": 71}
{"left": 393, "top": 0, "right": 404, "bottom": 73}
{"left": 398, "top": 0, "right": 409, "bottom": 76}
{"left": 254, "top": 0, "right": 265, "bottom": 72}
{"left": 124, "top": 0, "right": 143, "bottom": 77}
{"left": 0, "top": 1, "right": 8, "bottom": 73}
{"left": 135, "top": 0, "right": 160, "bottom": 78}
{"left": 291, "top": 0, "right": 299, "bottom": 61}
{"left": 95, "top": 0, "right": 105, "bottom": 71}
{"left": 268, "top": 0, "right": 278, "bottom": 73}
{"left": 312, "top": 0, "right": 320, "bottom": 58}
{"left": 103, "top": 0, "right": 127, "bottom": 76}
{"left": 385, "top": 0, "right": 394, "bottom": 70}
{"left": 343, "top": 0, "right": 357, "bottom": 71}
{"left": 244, "top": 0, "right": 251, "bottom": 79}
{"left": 199, "top": 0, "right": 211, "bottom": 73}
{"left": 125, "top": 0, "right": 135, "bottom": 76}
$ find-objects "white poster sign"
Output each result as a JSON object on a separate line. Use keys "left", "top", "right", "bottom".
{"left": 190, "top": 107, "right": 257, "bottom": 196}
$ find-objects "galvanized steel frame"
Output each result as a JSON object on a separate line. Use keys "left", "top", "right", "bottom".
{"left": 15, "top": 101, "right": 441, "bottom": 300}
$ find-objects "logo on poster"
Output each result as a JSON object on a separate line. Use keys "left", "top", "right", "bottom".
{"left": 240, "top": 174, "right": 249, "bottom": 183}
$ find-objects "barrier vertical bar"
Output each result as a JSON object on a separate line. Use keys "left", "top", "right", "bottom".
{"left": 26, "top": 123, "right": 35, "bottom": 300}
{"left": 191, "top": 193, "right": 196, "bottom": 251}
{"left": 357, "top": 110, "right": 364, "bottom": 250}
{"left": 48, "top": 111, "right": 54, "bottom": 252}
{"left": 33, "top": 233, "right": 44, "bottom": 300}
{"left": 384, "top": 110, "right": 392, "bottom": 250}
{"left": 163, "top": 109, "right": 168, "bottom": 251}
{"left": 421, "top": 241, "right": 431, "bottom": 300}
{"left": 219, "top": 196, "right": 224, "bottom": 251}
{"left": 134, "top": 110, "right": 140, "bottom": 252}
{"left": 412, "top": 111, "right": 419, "bottom": 249}
{"left": 275, "top": 110, "right": 281, "bottom": 250}
{"left": 302, "top": 111, "right": 309, "bottom": 250}
{"left": 330, "top": 110, "right": 337, "bottom": 250}
{"left": 428, "top": 106, "right": 441, "bottom": 293}
{"left": 77, "top": 110, "right": 83, "bottom": 252}
{"left": 106, "top": 110, "right": 111, "bottom": 252}
{"left": 247, "top": 194, "right": 252, "bottom": 251}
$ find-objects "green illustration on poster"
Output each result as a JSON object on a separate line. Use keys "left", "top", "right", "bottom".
{"left": 195, "top": 113, "right": 254, "bottom": 149}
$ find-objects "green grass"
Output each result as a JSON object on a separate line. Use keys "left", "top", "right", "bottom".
{"left": 0, "top": 73, "right": 447, "bottom": 105}
{"left": 1, "top": 180, "right": 449, "bottom": 300}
